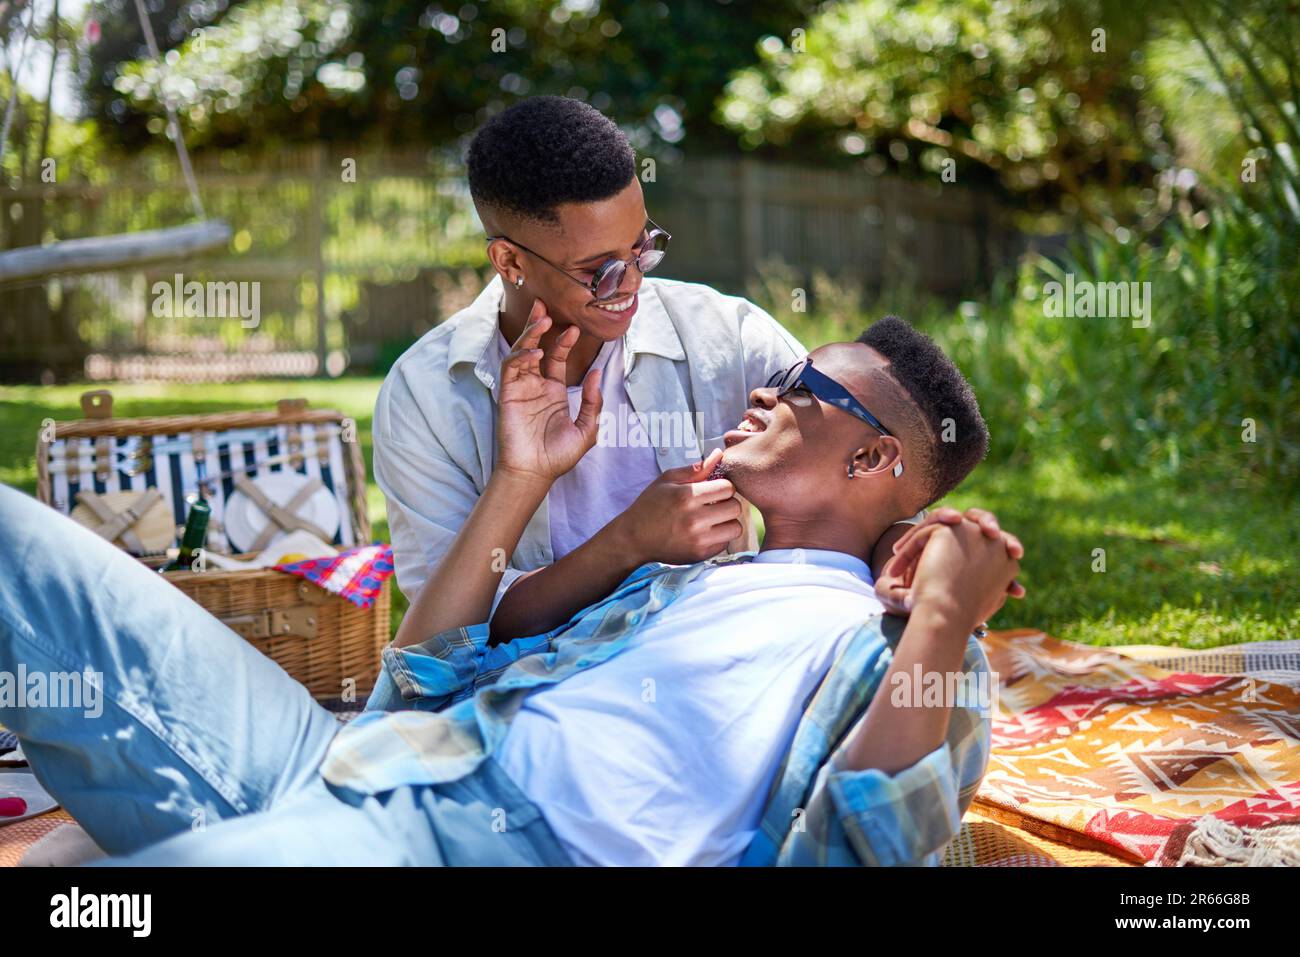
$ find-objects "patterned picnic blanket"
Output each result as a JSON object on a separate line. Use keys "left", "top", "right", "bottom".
{"left": 971, "top": 630, "right": 1300, "bottom": 865}
{"left": 7, "top": 632, "right": 1299, "bottom": 866}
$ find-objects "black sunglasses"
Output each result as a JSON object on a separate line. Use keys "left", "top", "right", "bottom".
{"left": 766, "top": 357, "right": 903, "bottom": 477}
{"left": 486, "top": 219, "right": 671, "bottom": 302}
{"left": 765, "top": 357, "right": 895, "bottom": 437}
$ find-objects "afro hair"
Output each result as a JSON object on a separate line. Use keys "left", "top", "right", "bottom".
{"left": 857, "top": 316, "right": 989, "bottom": 507}
{"left": 466, "top": 96, "right": 636, "bottom": 225}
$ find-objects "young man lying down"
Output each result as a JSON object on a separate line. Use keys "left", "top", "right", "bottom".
{"left": 0, "top": 315, "right": 1021, "bottom": 866}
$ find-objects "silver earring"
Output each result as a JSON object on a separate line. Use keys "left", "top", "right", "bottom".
{"left": 515, "top": 276, "right": 525, "bottom": 288}
{"left": 846, "top": 463, "right": 855, "bottom": 480}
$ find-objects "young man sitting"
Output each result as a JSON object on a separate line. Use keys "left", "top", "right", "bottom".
{"left": 0, "top": 316, "right": 1021, "bottom": 866}
{"left": 375, "top": 95, "right": 807, "bottom": 643}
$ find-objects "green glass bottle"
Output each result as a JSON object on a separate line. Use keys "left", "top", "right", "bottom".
{"left": 161, "top": 496, "right": 211, "bottom": 573}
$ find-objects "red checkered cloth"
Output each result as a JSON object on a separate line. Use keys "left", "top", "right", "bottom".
{"left": 273, "top": 544, "right": 395, "bottom": 609}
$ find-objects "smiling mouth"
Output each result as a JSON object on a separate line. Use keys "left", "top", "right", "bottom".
{"left": 595, "top": 294, "right": 636, "bottom": 314}
{"left": 723, "top": 412, "right": 768, "bottom": 447}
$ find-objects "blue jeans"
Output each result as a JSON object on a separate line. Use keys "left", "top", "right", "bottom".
{"left": 0, "top": 484, "right": 570, "bottom": 866}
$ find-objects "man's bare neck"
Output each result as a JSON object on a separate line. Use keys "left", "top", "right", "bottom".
{"left": 757, "top": 510, "right": 893, "bottom": 565}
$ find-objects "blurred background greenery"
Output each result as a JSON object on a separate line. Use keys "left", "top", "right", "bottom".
{"left": 1, "top": 0, "right": 1295, "bottom": 645}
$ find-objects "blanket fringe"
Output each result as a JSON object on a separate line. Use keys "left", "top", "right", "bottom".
{"left": 1176, "top": 815, "right": 1300, "bottom": 867}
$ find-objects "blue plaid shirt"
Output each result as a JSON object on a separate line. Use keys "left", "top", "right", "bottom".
{"left": 320, "top": 554, "right": 992, "bottom": 866}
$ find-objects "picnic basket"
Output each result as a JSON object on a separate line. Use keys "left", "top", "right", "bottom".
{"left": 34, "top": 390, "right": 389, "bottom": 701}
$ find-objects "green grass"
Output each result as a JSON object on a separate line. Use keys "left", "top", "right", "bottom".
{"left": 943, "top": 458, "right": 1296, "bottom": 647}
{"left": 1, "top": 379, "right": 1293, "bottom": 648}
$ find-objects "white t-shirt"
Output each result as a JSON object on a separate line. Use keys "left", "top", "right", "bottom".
{"left": 490, "top": 332, "right": 662, "bottom": 561}
{"left": 495, "top": 548, "right": 884, "bottom": 866}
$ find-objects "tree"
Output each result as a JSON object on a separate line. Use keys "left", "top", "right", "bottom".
{"left": 1143, "top": 0, "right": 1300, "bottom": 227}
{"left": 86, "top": 0, "right": 809, "bottom": 153}
{"left": 1, "top": 0, "right": 101, "bottom": 381}
{"left": 83, "top": 0, "right": 234, "bottom": 150}
{"left": 716, "top": 0, "right": 1169, "bottom": 222}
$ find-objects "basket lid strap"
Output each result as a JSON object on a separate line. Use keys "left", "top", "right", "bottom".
{"left": 94, "top": 436, "right": 113, "bottom": 482}
{"left": 65, "top": 437, "right": 82, "bottom": 484}
{"left": 285, "top": 424, "right": 305, "bottom": 469}
{"left": 234, "top": 475, "right": 332, "bottom": 551}
{"left": 80, "top": 390, "right": 114, "bottom": 420}
{"left": 76, "top": 489, "right": 163, "bottom": 552}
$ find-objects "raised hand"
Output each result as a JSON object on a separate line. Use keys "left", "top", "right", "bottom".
{"left": 496, "top": 300, "right": 603, "bottom": 482}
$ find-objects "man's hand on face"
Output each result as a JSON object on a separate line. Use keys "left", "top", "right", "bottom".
{"left": 495, "top": 300, "right": 603, "bottom": 483}
{"left": 875, "top": 506, "right": 1025, "bottom": 625}
{"left": 612, "top": 448, "right": 745, "bottom": 566}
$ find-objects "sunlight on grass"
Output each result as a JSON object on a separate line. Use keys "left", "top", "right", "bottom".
{"left": 943, "top": 457, "right": 1296, "bottom": 648}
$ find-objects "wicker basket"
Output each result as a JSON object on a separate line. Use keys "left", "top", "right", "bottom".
{"left": 35, "top": 390, "right": 390, "bottom": 701}
{"left": 161, "top": 565, "right": 390, "bottom": 701}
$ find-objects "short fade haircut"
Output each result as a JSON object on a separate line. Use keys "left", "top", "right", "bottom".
{"left": 857, "top": 316, "right": 989, "bottom": 509}
{"left": 466, "top": 96, "right": 636, "bottom": 226}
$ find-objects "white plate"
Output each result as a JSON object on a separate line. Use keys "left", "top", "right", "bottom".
{"left": 0, "top": 771, "right": 59, "bottom": 825}
{"left": 223, "top": 472, "right": 341, "bottom": 554}
{"left": 204, "top": 529, "right": 338, "bottom": 570}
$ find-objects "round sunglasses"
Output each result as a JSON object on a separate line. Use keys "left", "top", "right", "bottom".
{"left": 486, "top": 219, "right": 671, "bottom": 302}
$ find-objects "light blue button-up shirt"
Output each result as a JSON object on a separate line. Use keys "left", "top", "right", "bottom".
{"left": 321, "top": 554, "right": 992, "bottom": 866}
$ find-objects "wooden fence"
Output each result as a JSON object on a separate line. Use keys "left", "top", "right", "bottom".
{"left": 647, "top": 156, "right": 1018, "bottom": 298}
{"left": 0, "top": 146, "right": 1024, "bottom": 382}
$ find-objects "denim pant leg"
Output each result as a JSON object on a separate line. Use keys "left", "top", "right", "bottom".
{"left": 0, "top": 484, "right": 341, "bottom": 856}
{"left": 426, "top": 758, "right": 574, "bottom": 866}
{"left": 103, "top": 758, "right": 575, "bottom": 866}
{"left": 104, "top": 778, "right": 446, "bottom": 866}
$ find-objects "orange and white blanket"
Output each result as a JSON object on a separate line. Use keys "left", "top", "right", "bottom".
{"left": 972, "top": 630, "right": 1300, "bottom": 865}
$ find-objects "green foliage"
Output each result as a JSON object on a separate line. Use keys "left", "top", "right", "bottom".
{"left": 89, "top": 0, "right": 807, "bottom": 152}
{"left": 943, "top": 454, "right": 1298, "bottom": 648}
{"left": 1142, "top": 0, "right": 1300, "bottom": 225}
{"left": 760, "top": 205, "right": 1299, "bottom": 493}
{"left": 1018, "top": 204, "right": 1299, "bottom": 485}
{"left": 719, "top": 0, "right": 1164, "bottom": 220}
{"left": 0, "top": 0, "right": 106, "bottom": 186}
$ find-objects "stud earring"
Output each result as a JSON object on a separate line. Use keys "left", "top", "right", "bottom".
{"left": 846, "top": 463, "right": 855, "bottom": 480}
{"left": 515, "top": 276, "right": 525, "bottom": 288}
